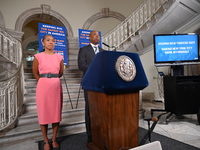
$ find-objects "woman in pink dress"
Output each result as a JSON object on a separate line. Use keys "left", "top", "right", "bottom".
{"left": 32, "top": 34, "right": 64, "bottom": 150}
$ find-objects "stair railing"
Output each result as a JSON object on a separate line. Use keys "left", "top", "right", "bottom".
{"left": 102, "top": 0, "right": 169, "bottom": 51}
{"left": 0, "top": 28, "right": 21, "bottom": 66}
{"left": 0, "top": 27, "right": 23, "bottom": 131}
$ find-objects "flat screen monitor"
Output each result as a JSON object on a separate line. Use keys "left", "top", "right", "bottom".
{"left": 153, "top": 33, "right": 199, "bottom": 66}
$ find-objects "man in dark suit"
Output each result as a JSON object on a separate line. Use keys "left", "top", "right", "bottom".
{"left": 78, "top": 30, "right": 104, "bottom": 144}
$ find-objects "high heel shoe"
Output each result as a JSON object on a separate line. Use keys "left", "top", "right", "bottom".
{"left": 43, "top": 141, "right": 51, "bottom": 150}
{"left": 52, "top": 140, "right": 59, "bottom": 150}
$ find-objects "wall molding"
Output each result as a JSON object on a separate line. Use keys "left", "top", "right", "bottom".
{"left": 82, "top": 8, "right": 125, "bottom": 29}
{"left": 15, "top": 4, "right": 74, "bottom": 39}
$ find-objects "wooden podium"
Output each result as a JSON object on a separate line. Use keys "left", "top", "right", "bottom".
{"left": 82, "top": 51, "right": 148, "bottom": 150}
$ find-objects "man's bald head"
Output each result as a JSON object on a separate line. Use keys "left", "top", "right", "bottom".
{"left": 89, "top": 30, "right": 100, "bottom": 45}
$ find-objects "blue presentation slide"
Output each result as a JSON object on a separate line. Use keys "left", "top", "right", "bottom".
{"left": 78, "top": 29, "right": 102, "bottom": 48}
{"left": 155, "top": 34, "right": 199, "bottom": 62}
{"left": 38, "top": 23, "right": 68, "bottom": 65}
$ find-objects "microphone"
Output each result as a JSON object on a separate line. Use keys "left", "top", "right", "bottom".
{"left": 102, "top": 42, "right": 110, "bottom": 48}
{"left": 103, "top": 42, "right": 116, "bottom": 51}
{"left": 152, "top": 117, "right": 158, "bottom": 122}
{"left": 144, "top": 117, "right": 158, "bottom": 122}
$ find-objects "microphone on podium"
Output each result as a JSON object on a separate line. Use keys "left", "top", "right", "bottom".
{"left": 102, "top": 42, "right": 116, "bottom": 51}
{"left": 102, "top": 42, "right": 110, "bottom": 48}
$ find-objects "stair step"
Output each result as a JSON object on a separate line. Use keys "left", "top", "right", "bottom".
{"left": 18, "top": 108, "right": 85, "bottom": 126}
{"left": 146, "top": 19, "right": 156, "bottom": 29}
{"left": 162, "top": 0, "right": 174, "bottom": 10}
{"left": 0, "top": 121, "right": 85, "bottom": 147}
{"left": 24, "top": 92, "right": 84, "bottom": 102}
{"left": 25, "top": 78, "right": 82, "bottom": 85}
{"left": 24, "top": 85, "right": 84, "bottom": 95}
{"left": 22, "top": 99, "right": 85, "bottom": 113}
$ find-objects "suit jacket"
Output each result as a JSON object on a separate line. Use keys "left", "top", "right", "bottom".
{"left": 78, "top": 44, "right": 104, "bottom": 75}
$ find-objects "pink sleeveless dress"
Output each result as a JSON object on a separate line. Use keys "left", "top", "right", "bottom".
{"left": 34, "top": 52, "right": 63, "bottom": 125}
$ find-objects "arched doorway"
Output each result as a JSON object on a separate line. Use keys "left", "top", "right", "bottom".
{"left": 15, "top": 4, "right": 73, "bottom": 72}
{"left": 22, "top": 20, "right": 53, "bottom": 72}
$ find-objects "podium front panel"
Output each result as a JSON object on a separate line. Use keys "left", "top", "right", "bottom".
{"left": 88, "top": 91, "right": 139, "bottom": 150}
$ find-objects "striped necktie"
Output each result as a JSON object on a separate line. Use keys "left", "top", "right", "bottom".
{"left": 94, "top": 46, "right": 98, "bottom": 54}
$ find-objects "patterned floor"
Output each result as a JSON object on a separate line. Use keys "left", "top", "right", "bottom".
{"left": 140, "top": 100, "right": 200, "bottom": 149}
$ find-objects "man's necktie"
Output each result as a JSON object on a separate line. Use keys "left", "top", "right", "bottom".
{"left": 94, "top": 46, "right": 98, "bottom": 54}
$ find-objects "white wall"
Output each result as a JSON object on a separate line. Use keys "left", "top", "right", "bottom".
{"left": 0, "top": 0, "right": 144, "bottom": 36}
{"left": 140, "top": 50, "right": 156, "bottom": 93}
{"left": 140, "top": 49, "right": 171, "bottom": 93}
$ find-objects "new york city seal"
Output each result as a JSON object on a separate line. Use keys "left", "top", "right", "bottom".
{"left": 115, "top": 55, "right": 136, "bottom": 82}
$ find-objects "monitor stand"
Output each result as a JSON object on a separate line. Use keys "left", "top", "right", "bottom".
{"left": 151, "top": 65, "right": 184, "bottom": 123}
{"left": 170, "top": 65, "right": 184, "bottom": 76}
